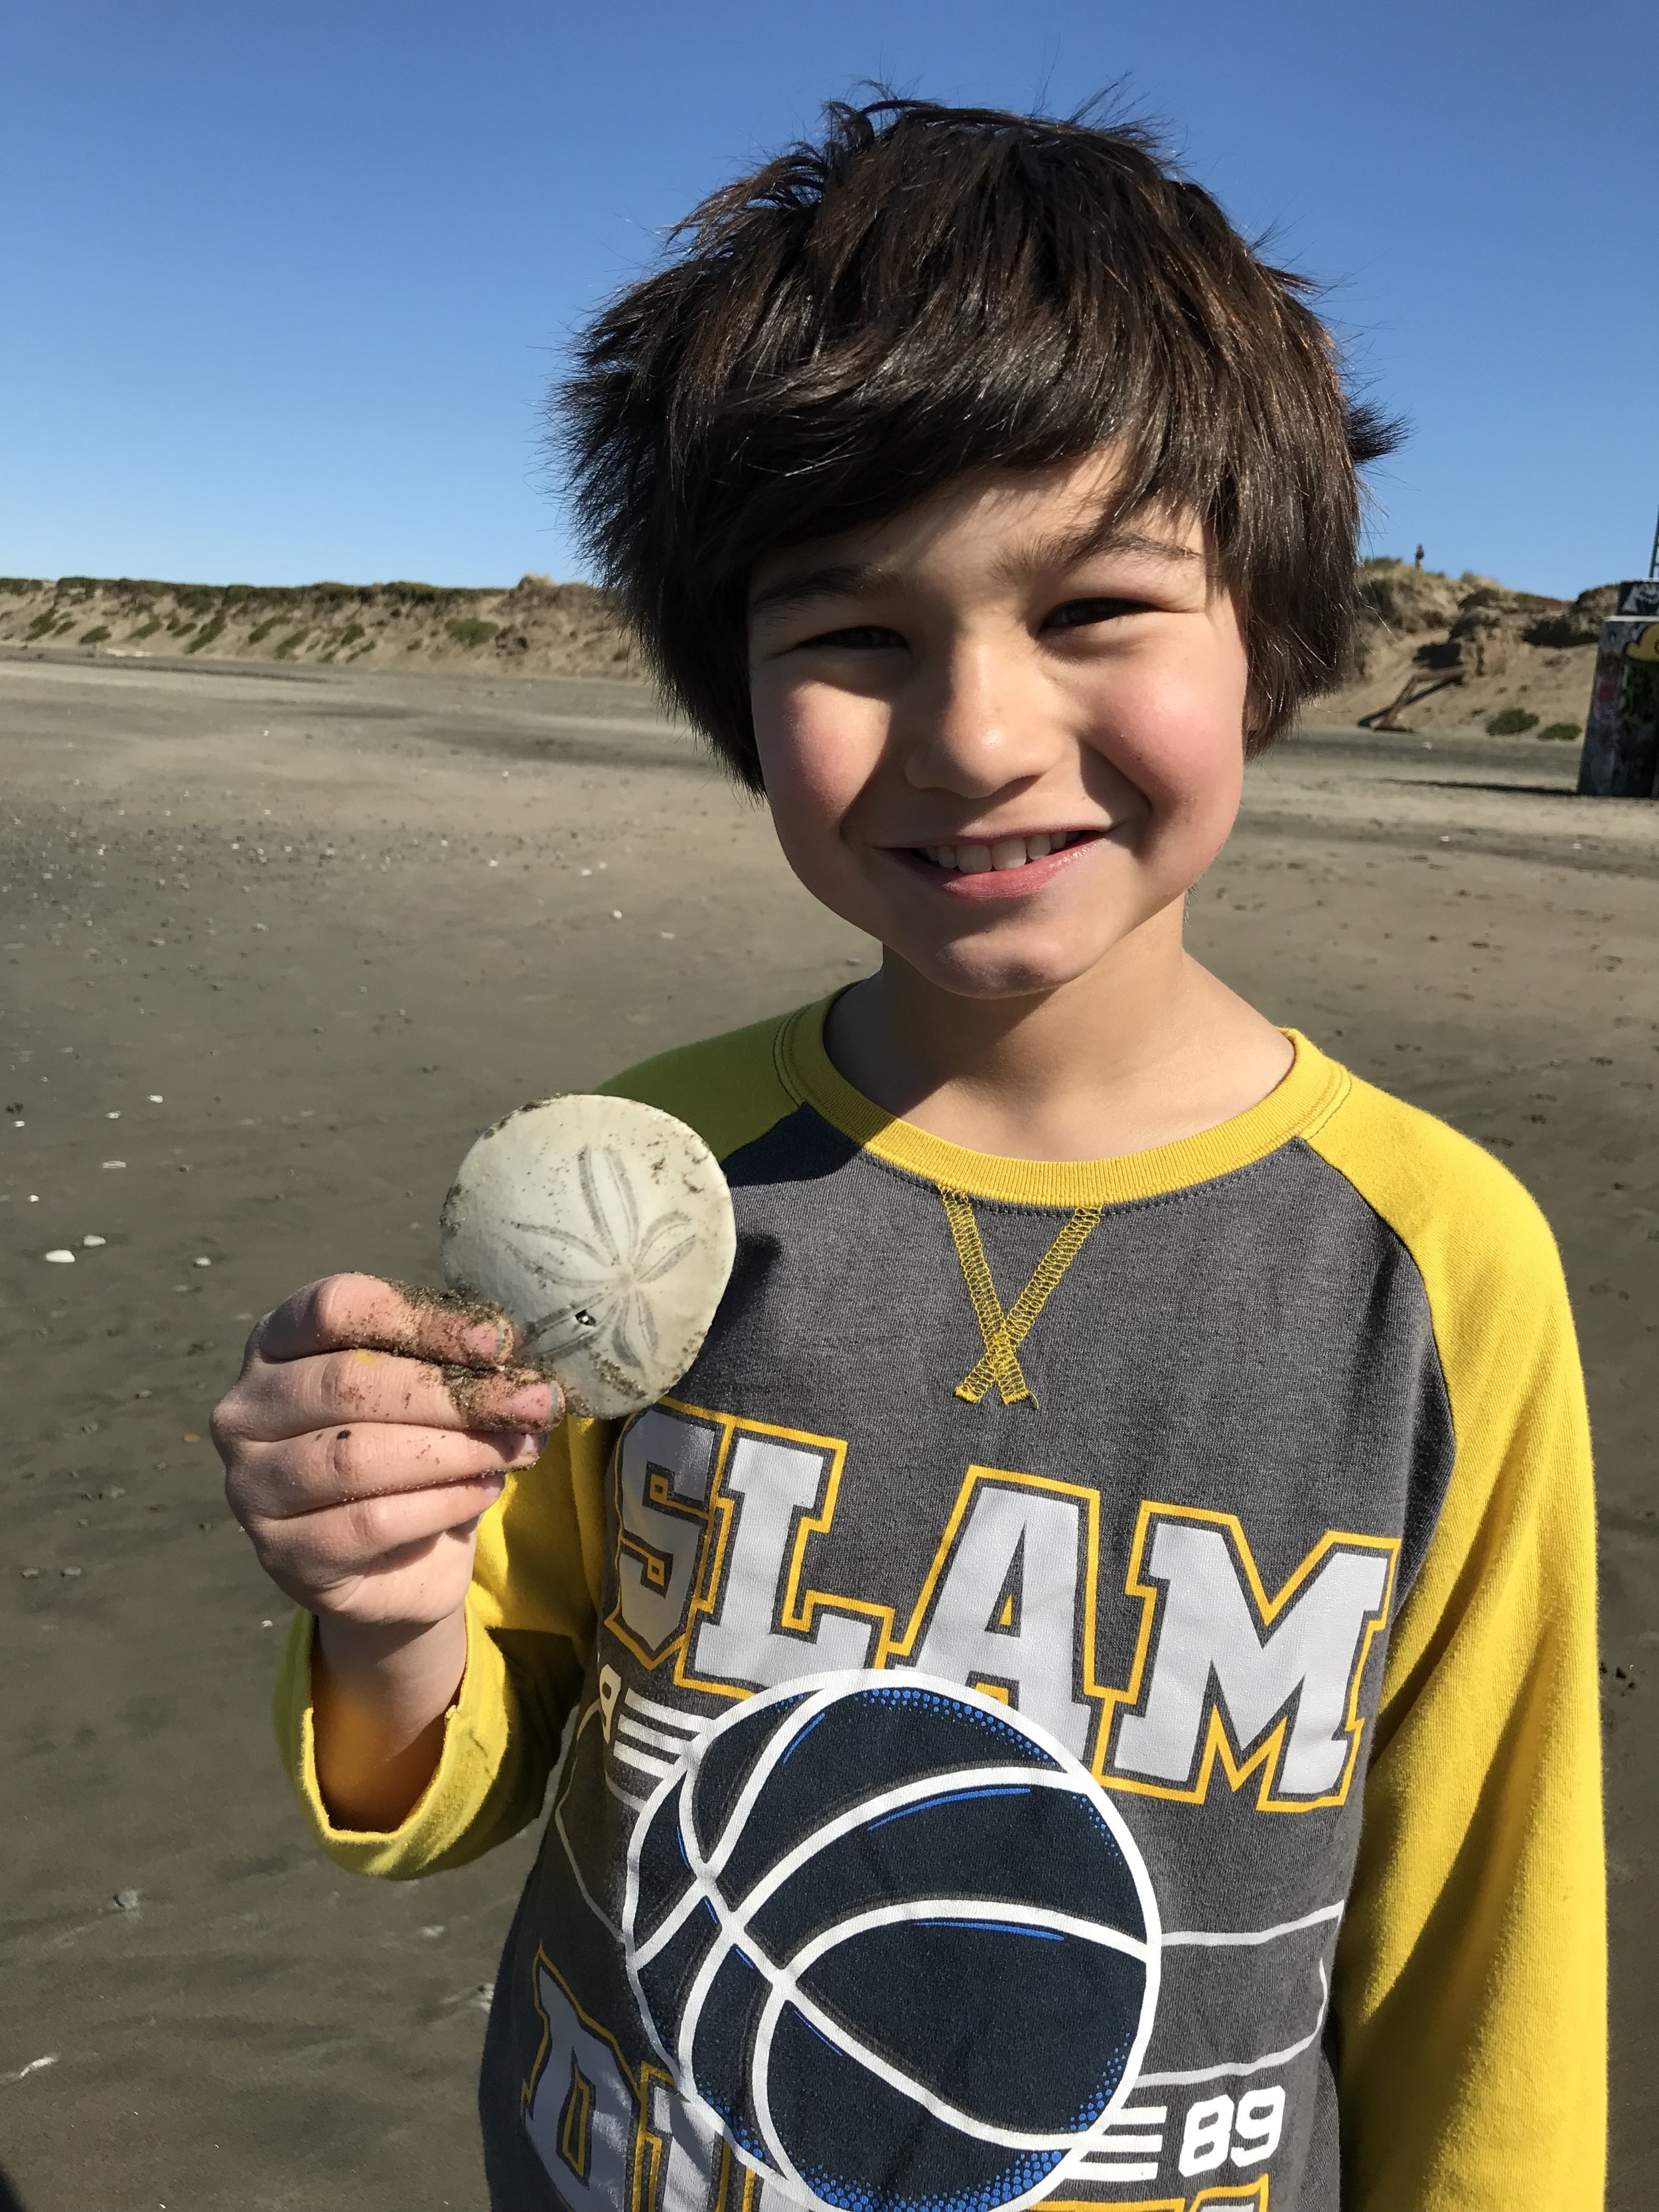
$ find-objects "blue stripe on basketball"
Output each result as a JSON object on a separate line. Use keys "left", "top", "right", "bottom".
{"left": 687, "top": 1692, "right": 810, "bottom": 1856}
{"left": 631, "top": 1774, "right": 699, "bottom": 1947}
{"left": 745, "top": 1779, "right": 1145, "bottom": 1966}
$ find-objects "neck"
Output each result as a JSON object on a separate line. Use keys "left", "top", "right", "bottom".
{"left": 824, "top": 902, "right": 1293, "bottom": 1162}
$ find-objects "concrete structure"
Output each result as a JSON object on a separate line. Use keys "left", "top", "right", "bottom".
{"left": 1577, "top": 578, "right": 1659, "bottom": 797}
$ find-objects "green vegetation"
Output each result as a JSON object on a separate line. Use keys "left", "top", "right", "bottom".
{"left": 1485, "top": 707, "right": 1539, "bottom": 736}
{"left": 272, "top": 629, "right": 310, "bottom": 658}
{"left": 173, "top": 585, "right": 220, "bottom": 615}
{"left": 79, "top": 625, "right": 110, "bottom": 645}
{"left": 131, "top": 618, "right": 162, "bottom": 641}
{"left": 1538, "top": 721, "right": 1580, "bottom": 743}
{"left": 185, "top": 613, "right": 227, "bottom": 655}
{"left": 446, "top": 616, "right": 498, "bottom": 648}
{"left": 25, "top": 611, "right": 58, "bottom": 639}
{"left": 336, "top": 621, "right": 366, "bottom": 650}
{"left": 248, "top": 616, "right": 283, "bottom": 644}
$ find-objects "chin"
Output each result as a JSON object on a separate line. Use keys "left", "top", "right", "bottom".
{"left": 907, "top": 931, "right": 1109, "bottom": 1001}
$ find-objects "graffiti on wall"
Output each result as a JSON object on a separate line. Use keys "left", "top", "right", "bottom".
{"left": 1577, "top": 600, "right": 1659, "bottom": 797}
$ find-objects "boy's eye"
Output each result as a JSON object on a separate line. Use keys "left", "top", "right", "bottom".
{"left": 1042, "top": 597, "right": 1150, "bottom": 631}
{"left": 796, "top": 624, "right": 906, "bottom": 651}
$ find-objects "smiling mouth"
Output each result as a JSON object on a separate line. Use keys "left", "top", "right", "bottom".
{"left": 914, "top": 829, "right": 1100, "bottom": 875}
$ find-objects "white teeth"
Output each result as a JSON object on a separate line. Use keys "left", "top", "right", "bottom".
{"left": 924, "top": 831, "right": 1076, "bottom": 872}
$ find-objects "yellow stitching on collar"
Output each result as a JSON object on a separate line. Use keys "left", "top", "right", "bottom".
{"left": 940, "top": 1187, "right": 1103, "bottom": 1406}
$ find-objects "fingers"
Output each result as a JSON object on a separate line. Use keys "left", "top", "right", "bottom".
{"left": 226, "top": 1420, "right": 547, "bottom": 1617}
{"left": 246, "top": 1463, "right": 511, "bottom": 1594}
{"left": 256, "top": 1272, "right": 518, "bottom": 1370}
{"left": 222, "top": 1342, "right": 558, "bottom": 1444}
{"left": 234, "top": 1419, "right": 543, "bottom": 1522}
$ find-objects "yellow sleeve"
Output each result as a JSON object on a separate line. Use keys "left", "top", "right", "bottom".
{"left": 272, "top": 1412, "right": 612, "bottom": 1876}
{"left": 1311, "top": 1081, "right": 1606, "bottom": 2207}
{"left": 271, "top": 1003, "right": 806, "bottom": 1876}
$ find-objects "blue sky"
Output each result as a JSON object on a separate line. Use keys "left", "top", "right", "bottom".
{"left": 3, "top": 0, "right": 1654, "bottom": 598}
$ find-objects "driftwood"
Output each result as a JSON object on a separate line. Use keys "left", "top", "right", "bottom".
{"left": 1364, "top": 666, "right": 1465, "bottom": 732}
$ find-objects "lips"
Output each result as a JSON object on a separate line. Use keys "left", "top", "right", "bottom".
{"left": 893, "top": 828, "right": 1106, "bottom": 899}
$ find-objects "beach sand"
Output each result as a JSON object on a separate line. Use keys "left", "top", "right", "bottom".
{"left": 2, "top": 654, "right": 1653, "bottom": 2209}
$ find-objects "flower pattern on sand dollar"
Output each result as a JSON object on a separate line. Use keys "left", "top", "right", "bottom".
{"left": 508, "top": 1141, "right": 700, "bottom": 1378}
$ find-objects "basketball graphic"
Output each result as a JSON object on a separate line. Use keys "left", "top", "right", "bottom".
{"left": 622, "top": 1673, "right": 1161, "bottom": 2212}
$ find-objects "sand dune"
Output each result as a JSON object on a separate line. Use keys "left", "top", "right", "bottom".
{"left": 0, "top": 571, "right": 643, "bottom": 682}
{"left": 0, "top": 557, "right": 1626, "bottom": 751}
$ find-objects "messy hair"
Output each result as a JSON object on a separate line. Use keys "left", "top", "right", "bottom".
{"left": 559, "top": 96, "right": 1398, "bottom": 788}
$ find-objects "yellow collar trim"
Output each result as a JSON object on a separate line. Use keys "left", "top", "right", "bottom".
{"left": 774, "top": 997, "right": 1349, "bottom": 1209}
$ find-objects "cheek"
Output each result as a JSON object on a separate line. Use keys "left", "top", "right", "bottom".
{"left": 752, "top": 683, "right": 887, "bottom": 875}
{"left": 1085, "top": 632, "right": 1248, "bottom": 829}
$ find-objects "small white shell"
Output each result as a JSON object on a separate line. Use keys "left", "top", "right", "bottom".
{"left": 440, "top": 1095, "right": 735, "bottom": 1420}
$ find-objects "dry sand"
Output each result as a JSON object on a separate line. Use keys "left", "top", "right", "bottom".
{"left": 2, "top": 654, "right": 1654, "bottom": 2211}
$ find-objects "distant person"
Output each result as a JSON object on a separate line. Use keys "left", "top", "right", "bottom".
{"left": 214, "top": 100, "right": 1605, "bottom": 2212}
{"left": 1414, "top": 542, "right": 1425, "bottom": 567}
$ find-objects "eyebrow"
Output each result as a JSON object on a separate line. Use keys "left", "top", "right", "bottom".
{"left": 993, "top": 514, "right": 1202, "bottom": 588}
{"left": 747, "top": 561, "right": 898, "bottom": 621}
{"left": 747, "top": 516, "right": 1200, "bottom": 621}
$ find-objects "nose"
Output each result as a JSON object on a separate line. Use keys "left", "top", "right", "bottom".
{"left": 898, "top": 634, "right": 1061, "bottom": 799}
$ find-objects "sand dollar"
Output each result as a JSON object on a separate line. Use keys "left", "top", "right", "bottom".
{"left": 440, "top": 1095, "right": 735, "bottom": 1419}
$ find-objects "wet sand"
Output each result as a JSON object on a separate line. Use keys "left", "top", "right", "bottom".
{"left": 2, "top": 653, "right": 1654, "bottom": 2209}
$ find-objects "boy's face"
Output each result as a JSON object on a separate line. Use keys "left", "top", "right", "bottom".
{"left": 747, "top": 450, "right": 1250, "bottom": 1001}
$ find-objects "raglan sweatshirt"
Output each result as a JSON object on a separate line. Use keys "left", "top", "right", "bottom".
{"left": 274, "top": 1004, "right": 1606, "bottom": 2212}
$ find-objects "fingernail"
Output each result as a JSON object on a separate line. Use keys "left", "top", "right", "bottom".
{"left": 502, "top": 1383, "right": 556, "bottom": 1424}
{"left": 510, "top": 1431, "right": 549, "bottom": 1466}
{"left": 462, "top": 1319, "right": 510, "bottom": 1363}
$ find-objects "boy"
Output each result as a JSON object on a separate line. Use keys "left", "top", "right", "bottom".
{"left": 215, "top": 100, "right": 1605, "bottom": 2211}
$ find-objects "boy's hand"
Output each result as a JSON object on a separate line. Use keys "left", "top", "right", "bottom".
{"left": 214, "top": 1274, "right": 559, "bottom": 1632}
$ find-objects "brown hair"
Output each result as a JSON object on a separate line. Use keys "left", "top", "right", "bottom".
{"left": 558, "top": 97, "right": 1398, "bottom": 789}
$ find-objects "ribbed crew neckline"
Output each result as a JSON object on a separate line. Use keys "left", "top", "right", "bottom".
{"left": 772, "top": 996, "right": 1350, "bottom": 1209}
